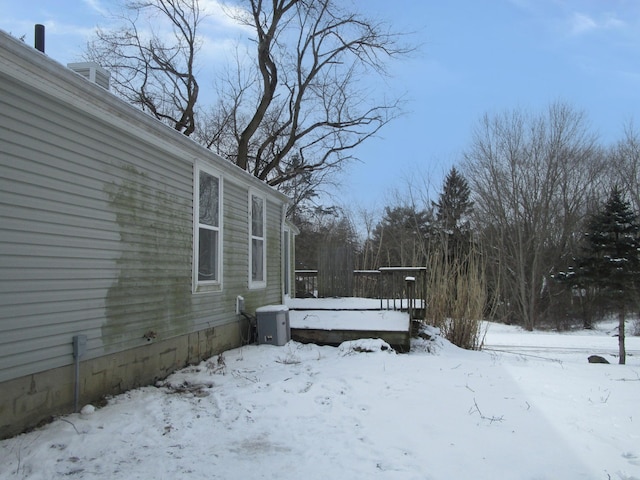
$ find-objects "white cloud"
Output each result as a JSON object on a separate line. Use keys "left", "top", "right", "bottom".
{"left": 5, "top": 17, "right": 95, "bottom": 39}
{"left": 199, "top": 36, "right": 249, "bottom": 65}
{"left": 602, "top": 14, "right": 626, "bottom": 30}
{"left": 569, "top": 13, "right": 597, "bottom": 34}
{"left": 568, "top": 11, "right": 626, "bottom": 36}
{"left": 200, "top": 0, "right": 252, "bottom": 32}
{"left": 82, "top": 0, "right": 109, "bottom": 17}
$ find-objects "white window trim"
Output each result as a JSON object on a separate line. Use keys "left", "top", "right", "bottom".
{"left": 249, "top": 189, "right": 267, "bottom": 289}
{"left": 283, "top": 225, "right": 291, "bottom": 298}
{"left": 193, "top": 161, "right": 223, "bottom": 293}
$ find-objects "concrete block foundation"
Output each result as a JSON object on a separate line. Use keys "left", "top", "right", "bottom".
{"left": 0, "top": 322, "right": 241, "bottom": 440}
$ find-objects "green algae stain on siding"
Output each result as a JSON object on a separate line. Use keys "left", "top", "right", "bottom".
{"left": 103, "top": 165, "right": 193, "bottom": 351}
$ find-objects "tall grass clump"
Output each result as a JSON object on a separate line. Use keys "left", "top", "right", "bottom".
{"left": 424, "top": 240, "right": 487, "bottom": 349}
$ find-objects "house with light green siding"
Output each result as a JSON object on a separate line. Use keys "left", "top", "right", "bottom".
{"left": 0, "top": 30, "right": 296, "bottom": 439}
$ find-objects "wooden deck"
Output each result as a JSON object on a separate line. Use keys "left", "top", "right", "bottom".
{"left": 287, "top": 298, "right": 412, "bottom": 352}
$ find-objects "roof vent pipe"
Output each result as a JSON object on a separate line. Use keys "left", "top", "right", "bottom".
{"left": 34, "top": 24, "right": 45, "bottom": 53}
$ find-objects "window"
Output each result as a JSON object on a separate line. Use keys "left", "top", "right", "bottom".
{"left": 250, "top": 192, "right": 266, "bottom": 288}
{"left": 194, "top": 165, "right": 222, "bottom": 291}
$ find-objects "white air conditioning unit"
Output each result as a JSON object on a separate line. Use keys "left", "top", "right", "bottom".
{"left": 67, "top": 62, "right": 110, "bottom": 90}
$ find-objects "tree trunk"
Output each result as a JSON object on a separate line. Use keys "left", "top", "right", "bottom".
{"left": 618, "top": 309, "right": 626, "bottom": 365}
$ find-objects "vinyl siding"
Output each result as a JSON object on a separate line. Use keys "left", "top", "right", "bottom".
{"left": 189, "top": 181, "right": 284, "bottom": 323}
{"left": 0, "top": 33, "right": 289, "bottom": 384}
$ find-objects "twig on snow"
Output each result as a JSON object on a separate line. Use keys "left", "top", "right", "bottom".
{"left": 469, "top": 398, "right": 504, "bottom": 423}
{"left": 615, "top": 370, "right": 640, "bottom": 382}
{"left": 59, "top": 418, "right": 80, "bottom": 434}
{"left": 231, "top": 370, "right": 259, "bottom": 383}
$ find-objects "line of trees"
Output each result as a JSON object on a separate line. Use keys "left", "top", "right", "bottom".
{"left": 463, "top": 103, "right": 640, "bottom": 335}
{"left": 294, "top": 102, "right": 640, "bottom": 354}
{"left": 81, "top": 4, "right": 639, "bottom": 348}
{"left": 464, "top": 102, "right": 604, "bottom": 331}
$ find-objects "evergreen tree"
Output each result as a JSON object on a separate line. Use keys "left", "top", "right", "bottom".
{"left": 573, "top": 186, "right": 640, "bottom": 364}
{"left": 433, "top": 167, "right": 473, "bottom": 235}
{"left": 433, "top": 167, "right": 474, "bottom": 259}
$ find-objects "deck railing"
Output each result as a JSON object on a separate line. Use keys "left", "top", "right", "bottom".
{"left": 295, "top": 267, "right": 426, "bottom": 318}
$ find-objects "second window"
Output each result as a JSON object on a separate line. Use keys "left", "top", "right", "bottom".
{"left": 250, "top": 192, "right": 266, "bottom": 288}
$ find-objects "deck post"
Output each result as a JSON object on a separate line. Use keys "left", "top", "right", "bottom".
{"left": 405, "top": 276, "right": 416, "bottom": 322}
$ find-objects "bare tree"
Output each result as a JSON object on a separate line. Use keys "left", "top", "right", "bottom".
{"left": 218, "top": 0, "right": 410, "bottom": 187}
{"left": 370, "top": 203, "right": 433, "bottom": 267}
{"left": 464, "top": 102, "right": 602, "bottom": 330}
{"left": 86, "top": 0, "right": 411, "bottom": 188}
{"left": 354, "top": 205, "right": 381, "bottom": 271}
{"left": 86, "top": 0, "right": 201, "bottom": 135}
{"left": 611, "top": 122, "right": 640, "bottom": 213}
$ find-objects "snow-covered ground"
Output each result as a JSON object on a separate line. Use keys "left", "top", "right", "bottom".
{"left": 1, "top": 317, "right": 639, "bottom": 480}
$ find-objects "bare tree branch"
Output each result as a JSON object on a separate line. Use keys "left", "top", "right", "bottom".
{"left": 216, "top": 0, "right": 412, "bottom": 184}
{"left": 463, "top": 102, "right": 603, "bottom": 329}
{"left": 85, "top": 0, "right": 201, "bottom": 135}
{"left": 86, "top": 0, "right": 413, "bottom": 196}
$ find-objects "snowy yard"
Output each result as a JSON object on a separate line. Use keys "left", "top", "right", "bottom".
{"left": 1, "top": 317, "right": 639, "bottom": 480}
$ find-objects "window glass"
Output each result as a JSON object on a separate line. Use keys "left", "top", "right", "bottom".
{"left": 199, "top": 173, "right": 219, "bottom": 227}
{"left": 252, "top": 195, "right": 263, "bottom": 237}
{"left": 196, "top": 169, "right": 221, "bottom": 287}
{"left": 252, "top": 238, "right": 264, "bottom": 282}
{"left": 250, "top": 193, "right": 266, "bottom": 286}
{"left": 198, "top": 228, "right": 218, "bottom": 282}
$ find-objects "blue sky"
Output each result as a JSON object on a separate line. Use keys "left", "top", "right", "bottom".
{"left": 2, "top": 1, "right": 640, "bottom": 213}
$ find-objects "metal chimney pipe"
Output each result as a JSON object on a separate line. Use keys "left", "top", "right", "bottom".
{"left": 35, "top": 24, "right": 45, "bottom": 53}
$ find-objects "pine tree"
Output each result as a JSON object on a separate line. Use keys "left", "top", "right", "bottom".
{"left": 432, "top": 167, "right": 474, "bottom": 262}
{"left": 574, "top": 186, "right": 640, "bottom": 364}
{"left": 433, "top": 167, "right": 473, "bottom": 235}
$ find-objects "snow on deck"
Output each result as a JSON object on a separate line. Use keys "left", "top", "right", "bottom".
{"left": 289, "top": 309, "right": 409, "bottom": 332}
{"left": 286, "top": 297, "right": 383, "bottom": 310}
